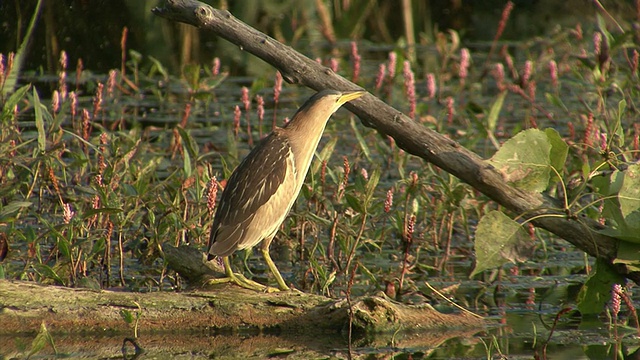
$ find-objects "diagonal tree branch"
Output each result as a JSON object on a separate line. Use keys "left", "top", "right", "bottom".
{"left": 152, "top": 0, "right": 638, "bottom": 283}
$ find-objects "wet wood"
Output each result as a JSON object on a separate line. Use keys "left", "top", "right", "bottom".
{"left": 0, "top": 326, "right": 483, "bottom": 359}
{"left": 1, "top": 246, "right": 485, "bottom": 336}
{"left": 1, "top": 244, "right": 484, "bottom": 337}
{"left": 151, "top": 0, "right": 638, "bottom": 283}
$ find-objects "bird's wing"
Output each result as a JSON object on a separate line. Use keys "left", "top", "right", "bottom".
{"left": 208, "top": 130, "right": 293, "bottom": 256}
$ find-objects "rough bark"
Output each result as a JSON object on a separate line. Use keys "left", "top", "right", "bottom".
{"left": 1, "top": 245, "right": 485, "bottom": 335}
{"left": 161, "top": 244, "right": 486, "bottom": 332}
{"left": 0, "top": 273, "right": 484, "bottom": 335}
{"left": 1, "top": 271, "right": 484, "bottom": 358}
{"left": 151, "top": 0, "right": 639, "bottom": 283}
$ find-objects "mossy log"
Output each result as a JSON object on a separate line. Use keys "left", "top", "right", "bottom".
{"left": 0, "top": 244, "right": 485, "bottom": 337}
{"left": 0, "top": 245, "right": 485, "bottom": 358}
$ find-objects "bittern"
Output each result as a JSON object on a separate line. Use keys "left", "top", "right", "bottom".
{"left": 207, "top": 89, "right": 365, "bottom": 291}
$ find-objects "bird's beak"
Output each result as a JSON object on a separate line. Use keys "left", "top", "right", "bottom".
{"left": 338, "top": 91, "right": 365, "bottom": 105}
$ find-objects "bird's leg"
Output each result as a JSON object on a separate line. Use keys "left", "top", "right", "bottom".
{"left": 261, "top": 237, "right": 290, "bottom": 291}
{"left": 208, "top": 256, "right": 278, "bottom": 292}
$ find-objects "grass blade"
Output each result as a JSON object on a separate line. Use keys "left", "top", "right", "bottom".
{"left": 350, "top": 117, "right": 371, "bottom": 161}
{"left": 32, "top": 88, "right": 46, "bottom": 153}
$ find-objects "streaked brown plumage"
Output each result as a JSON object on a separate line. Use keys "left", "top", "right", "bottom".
{"left": 207, "top": 89, "right": 365, "bottom": 291}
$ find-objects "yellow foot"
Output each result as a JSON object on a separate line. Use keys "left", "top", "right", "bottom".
{"left": 207, "top": 272, "right": 281, "bottom": 293}
{"left": 208, "top": 256, "right": 289, "bottom": 292}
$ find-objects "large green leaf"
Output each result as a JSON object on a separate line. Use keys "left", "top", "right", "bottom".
{"left": 471, "top": 210, "right": 535, "bottom": 277}
{"left": 489, "top": 129, "right": 551, "bottom": 193}
{"left": 618, "top": 164, "right": 640, "bottom": 232}
{"left": 577, "top": 258, "right": 622, "bottom": 315}
{"left": 545, "top": 128, "right": 569, "bottom": 184}
{"left": 598, "top": 164, "right": 640, "bottom": 242}
{"left": 613, "top": 241, "right": 640, "bottom": 273}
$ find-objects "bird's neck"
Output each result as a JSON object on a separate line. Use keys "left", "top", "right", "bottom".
{"left": 284, "top": 111, "right": 332, "bottom": 178}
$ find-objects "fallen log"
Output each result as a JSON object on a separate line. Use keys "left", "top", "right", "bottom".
{"left": 1, "top": 245, "right": 485, "bottom": 335}
{"left": 0, "top": 270, "right": 484, "bottom": 336}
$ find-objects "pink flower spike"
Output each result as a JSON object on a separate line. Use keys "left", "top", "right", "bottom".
{"left": 273, "top": 71, "right": 283, "bottom": 103}
{"left": 273, "top": 71, "right": 283, "bottom": 130}
{"left": 350, "top": 41, "right": 361, "bottom": 83}
{"left": 594, "top": 32, "right": 602, "bottom": 58}
{"left": 257, "top": 95, "right": 265, "bottom": 138}
{"left": 256, "top": 95, "right": 264, "bottom": 121}
{"left": 52, "top": 90, "right": 60, "bottom": 114}
{"left": 82, "top": 109, "right": 91, "bottom": 141}
{"left": 360, "top": 168, "right": 368, "bottom": 180}
{"left": 375, "top": 64, "right": 386, "bottom": 90}
{"left": 58, "top": 51, "right": 68, "bottom": 100}
{"left": 207, "top": 176, "right": 218, "bottom": 213}
{"left": 402, "top": 61, "right": 416, "bottom": 119}
{"left": 69, "top": 91, "right": 77, "bottom": 120}
{"left": 573, "top": 24, "right": 583, "bottom": 40}
{"left": 502, "top": 48, "right": 516, "bottom": 78}
{"left": 446, "top": 96, "right": 455, "bottom": 125}
{"left": 387, "top": 52, "right": 397, "bottom": 79}
{"left": 426, "top": 73, "right": 436, "bottom": 99}
{"left": 405, "top": 214, "right": 416, "bottom": 244}
{"left": 496, "top": 1, "right": 514, "bottom": 41}
{"left": 600, "top": 132, "right": 608, "bottom": 151}
{"left": 241, "top": 87, "right": 250, "bottom": 111}
{"left": 75, "top": 58, "right": 83, "bottom": 92}
{"left": 459, "top": 48, "right": 470, "bottom": 82}
{"left": 584, "top": 113, "right": 594, "bottom": 148}
{"left": 233, "top": 105, "right": 241, "bottom": 138}
{"left": 410, "top": 171, "right": 418, "bottom": 186}
{"left": 384, "top": 188, "right": 394, "bottom": 213}
{"left": 212, "top": 57, "right": 221, "bottom": 76}
{"left": 330, "top": 58, "right": 339, "bottom": 73}
{"left": 522, "top": 60, "right": 533, "bottom": 87}
{"left": 60, "top": 50, "right": 68, "bottom": 70}
{"left": 527, "top": 80, "right": 536, "bottom": 101}
{"left": 611, "top": 283, "right": 622, "bottom": 317}
{"left": 92, "top": 82, "right": 104, "bottom": 121}
{"left": 493, "top": 63, "right": 506, "bottom": 91}
{"left": 107, "top": 69, "right": 117, "bottom": 97}
{"left": 63, "top": 203, "right": 75, "bottom": 224}
{"left": 7, "top": 53, "right": 14, "bottom": 75}
{"left": 567, "top": 121, "right": 575, "bottom": 141}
